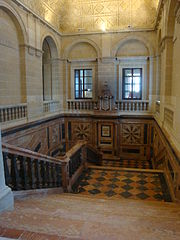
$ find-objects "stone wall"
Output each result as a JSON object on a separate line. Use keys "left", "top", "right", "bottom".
{"left": 155, "top": 0, "right": 180, "bottom": 156}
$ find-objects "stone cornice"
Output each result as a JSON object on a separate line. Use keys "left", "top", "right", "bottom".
{"left": 12, "top": 0, "right": 62, "bottom": 37}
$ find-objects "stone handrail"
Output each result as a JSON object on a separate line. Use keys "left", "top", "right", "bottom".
{"left": 115, "top": 100, "right": 149, "bottom": 111}
{"left": 0, "top": 103, "right": 27, "bottom": 123}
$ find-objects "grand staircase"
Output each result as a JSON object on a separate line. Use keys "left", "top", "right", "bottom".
{"left": 0, "top": 193, "right": 180, "bottom": 240}
{"left": 1, "top": 141, "right": 180, "bottom": 239}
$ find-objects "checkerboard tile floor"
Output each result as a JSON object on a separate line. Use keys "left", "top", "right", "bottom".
{"left": 101, "top": 159, "right": 153, "bottom": 169}
{"left": 72, "top": 169, "right": 172, "bottom": 202}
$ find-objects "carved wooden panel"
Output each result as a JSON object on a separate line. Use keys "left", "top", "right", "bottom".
{"left": 49, "top": 123, "right": 60, "bottom": 149}
{"left": 121, "top": 124, "right": 143, "bottom": 145}
{"left": 71, "top": 121, "right": 92, "bottom": 142}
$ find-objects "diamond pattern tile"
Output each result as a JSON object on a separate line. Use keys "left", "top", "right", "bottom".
{"left": 73, "top": 168, "right": 172, "bottom": 202}
{"left": 136, "top": 192, "right": 149, "bottom": 200}
{"left": 105, "top": 190, "right": 117, "bottom": 197}
{"left": 120, "top": 191, "right": 133, "bottom": 198}
{"left": 101, "top": 159, "right": 153, "bottom": 169}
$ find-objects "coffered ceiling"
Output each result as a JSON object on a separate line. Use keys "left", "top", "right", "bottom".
{"left": 19, "top": 0, "right": 160, "bottom": 34}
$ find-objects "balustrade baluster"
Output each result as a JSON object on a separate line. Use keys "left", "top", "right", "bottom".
{"left": 51, "top": 163, "right": 56, "bottom": 187}
{"left": 11, "top": 154, "right": 20, "bottom": 190}
{"left": 40, "top": 161, "right": 46, "bottom": 187}
{"left": 17, "top": 106, "right": 20, "bottom": 118}
{"left": 125, "top": 102, "right": 127, "bottom": 111}
{"left": 4, "top": 109, "right": 7, "bottom": 122}
{"left": 140, "top": 102, "right": 143, "bottom": 111}
{"left": 55, "top": 164, "right": 61, "bottom": 187}
{"left": 19, "top": 156, "right": 28, "bottom": 190}
{"left": 0, "top": 109, "right": 2, "bottom": 122}
{"left": 22, "top": 106, "right": 25, "bottom": 117}
{"left": 10, "top": 108, "right": 12, "bottom": 120}
{"left": 34, "top": 160, "right": 41, "bottom": 188}
{"left": 2, "top": 152, "right": 12, "bottom": 187}
{"left": 7, "top": 108, "right": 10, "bottom": 121}
{"left": 14, "top": 107, "right": 17, "bottom": 119}
{"left": 120, "top": 102, "right": 122, "bottom": 111}
{"left": 27, "top": 158, "right": 35, "bottom": 189}
{"left": 46, "top": 162, "right": 50, "bottom": 187}
{"left": 11, "top": 107, "right": 15, "bottom": 120}
{"left": 20, "top": 106, "right": 23, "bottom": 118}
{"left": 144, "top": 102, "right": 147, "bottom": 111}
{"left": 2, "top": 109, "right": 4, "bottom": 122}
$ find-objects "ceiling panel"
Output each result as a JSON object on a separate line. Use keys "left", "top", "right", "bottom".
{"left": 19, "top": 0, "right": 160, "bottom": 34}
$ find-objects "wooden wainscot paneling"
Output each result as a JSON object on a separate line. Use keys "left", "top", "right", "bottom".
{"left": 2, "top": 124, "right": 49, "bottom": 155}
{"left": 65, "top": 118, "right": 93, "bottom": 151}
{"left": 97, "top": 120, "right": 119, "bottom": 159}
{"left": 153, "top": 122, "right": 180, "bottom": 201}
{"left": 48, "top": 119, "right": 66, "bottom": 157}
{"left": 2, "top": 117, "right": 66, "bottom": 157}
{"left": 119, "top": 119, "right": 152, "bottom": 160}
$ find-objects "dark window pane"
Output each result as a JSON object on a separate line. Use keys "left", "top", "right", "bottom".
{"left": 84, "top": 70, "right": 92, "bottom": 77}
{"left": 124, "top": 69, "right": 132, "bottom": 76}
{"left": 133, "top": 69, "right": 141, "bottom": 76}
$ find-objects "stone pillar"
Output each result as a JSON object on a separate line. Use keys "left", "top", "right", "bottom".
{"left": 0, "top": 128, "right": 14, "bottom": 213}
{"left": 149, "top": 55, "right": 158, "bottom": 112}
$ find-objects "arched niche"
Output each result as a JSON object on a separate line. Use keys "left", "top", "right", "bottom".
{"left": 42, "top": 36, "right": 58, "bottom": 101}
{"left": 64, "top": 38, "right": 100, "bottom": 60}
{"left": 68, "top": 42, "right": 98, "bottom": 60}
{"left": 0, "top": 6, "right": 26, "bottom": 105}
{"left": 116, "top": 39, "right": 149, "bottom": 57}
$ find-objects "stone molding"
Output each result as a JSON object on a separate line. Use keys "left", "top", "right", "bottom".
{"left": 12, "top": 0, "right": 61, "bottom": 37}
{"left": 20, "top": 44, "right": 43, "bottom": 57}
{"left": 160, "top": 36, "right": 173, "bottom": 53}
{"left": 175, "top": 1, "right": 180, "bottom": 24}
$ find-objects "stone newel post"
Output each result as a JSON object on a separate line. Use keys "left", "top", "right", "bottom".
{"left": 0, "top": 128, "right": 14, "bottom": 212}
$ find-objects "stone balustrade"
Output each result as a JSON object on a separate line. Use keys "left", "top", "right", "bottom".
{"left": 67, "top": 99, "right": 98, "bottom": 111}
{"left": 43, "top": 100, "right": 59, "bottom": 113}
{"left": 115, "top": 100, "right": 149, "bottom": 112}
{"left": 0, "top": 103, "right": 27, "bottom": 123}
{"left": 67, "top": 99, "right": 150, "bottom": 112}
